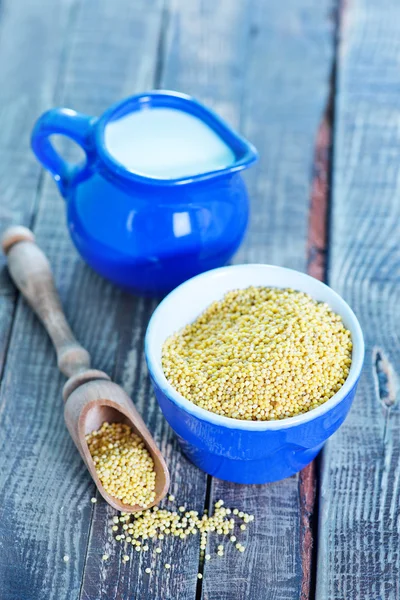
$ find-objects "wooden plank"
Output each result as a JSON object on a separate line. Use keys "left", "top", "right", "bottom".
{"left": 198, "top": 1, "right": 335, "bottom": 599}
{"left": 0, "top": 0, "right": 80, "bottom": 283}
{"left": 0, "top": 2, "right": 87, "bottom": 597}
{"left": 0, "top": 0, "right": 81, "bottom": 385}
{"left": 317, "top": 1, "right": 400, "bottom": 598}
{"left": 234, "top": 0, "right": 335, "bottom": 271}
{"left": 0, "top": 1, "right": 164, "bottom": 599}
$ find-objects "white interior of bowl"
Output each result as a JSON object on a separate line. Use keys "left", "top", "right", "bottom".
{"left": 145, "top": 264, "right": 364, "bottom": 430}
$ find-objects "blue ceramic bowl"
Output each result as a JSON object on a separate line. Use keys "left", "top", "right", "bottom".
{"left": 145, "top": 265, "right": 364, "bottom": 484}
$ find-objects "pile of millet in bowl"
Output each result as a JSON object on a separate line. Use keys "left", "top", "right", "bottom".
{"left": 162, "top": 286, "right": 353, "bottom": 420}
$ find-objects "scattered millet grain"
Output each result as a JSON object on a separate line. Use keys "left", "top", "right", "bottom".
{"left": 86, "top": 422, "right": 156, "bottom": 507}
{"left": 108, "top": 499, "right": 252, "bottom": 569}
{"left": 162, "top": 287, "right": 352, "bottom": 420}
{"left": 63, "top": 555, "right": 70, "bottom": 562}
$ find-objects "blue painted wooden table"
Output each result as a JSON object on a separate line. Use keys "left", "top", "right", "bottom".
{"left": 0, "top": 1, "right": 398, "bottom": 599}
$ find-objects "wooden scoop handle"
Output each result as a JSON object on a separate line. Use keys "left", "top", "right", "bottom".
{"left": 2, "top": 226, "right": 91, "bottom": 378}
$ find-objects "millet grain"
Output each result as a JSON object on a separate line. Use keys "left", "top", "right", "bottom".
{"left": 162, "top": 287, "right": 352, "bottom": 420}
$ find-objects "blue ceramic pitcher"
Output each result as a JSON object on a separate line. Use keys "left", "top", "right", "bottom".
{"left": 31, "top": 91, "right": 257, "bottom": 296}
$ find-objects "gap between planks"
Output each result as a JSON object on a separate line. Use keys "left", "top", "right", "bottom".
{"left": 300, "top": 6, "right": 339, "bottom": 596}
{"left": 299, "top": 97, "right": 331, "bottom": 600}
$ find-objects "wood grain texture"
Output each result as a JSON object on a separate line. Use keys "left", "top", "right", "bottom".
{"left": 0, "top": 1, "right": 164, "bottom": 599}
{"left": 0, "top": 2, "right": 91, "bottom": 599}
{"left": 196, "top": 1, "right": 335, "bottom": 598}
{"left": 234, "top": 0, "right": 335, "bottom": 270}
{"left": 3, "top": 230, "right": 91, "bottom": 378}
{"left": 317, "top": 1, "right": 400, "bottom": 598}
{"left": 0, "top": 0, "right": 80, "bottom": 385}
{"left": 0, "top": 0, "right": 80, "bottom": 286}
{"left": 299, "top": 462, "right": 318, "bottom": 600}
{"left": 307, "top": 108, "right": 332, "bottom": 283}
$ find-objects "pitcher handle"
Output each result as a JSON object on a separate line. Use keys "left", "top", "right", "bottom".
{"left": 31, "top": 108, "right": 97, "bottom": 198}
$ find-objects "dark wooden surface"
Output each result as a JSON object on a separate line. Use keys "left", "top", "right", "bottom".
{"left": 0, "top": 0, "right": 397, "bottom": 599}
{"left": 317, "top": 1, "right": 400, "bottom": 598}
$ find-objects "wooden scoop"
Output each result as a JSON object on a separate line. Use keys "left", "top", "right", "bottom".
{"left": 2, "top": 226, "right": 170, "bottom": 512}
